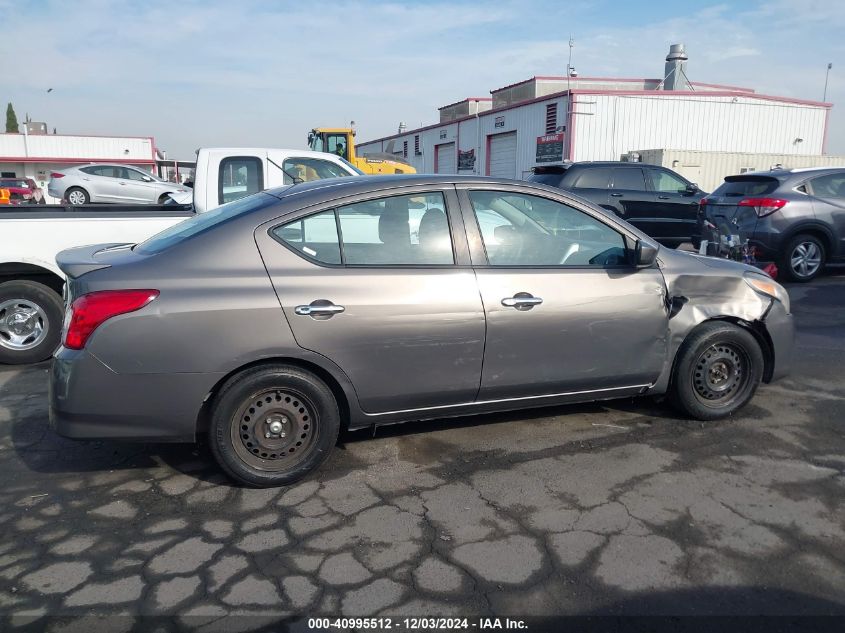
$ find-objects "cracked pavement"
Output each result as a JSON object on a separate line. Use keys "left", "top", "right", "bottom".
{"left": 1, "top": 271, "right": 844, "bottom": 627}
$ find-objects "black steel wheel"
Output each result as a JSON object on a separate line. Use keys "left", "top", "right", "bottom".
{"left": 670, "top": 322, "right": 764, "bottom": 420}
{"left": 209, "top": 364, "right": 340, "bottom": 487}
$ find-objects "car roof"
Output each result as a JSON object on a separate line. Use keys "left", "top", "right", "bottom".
{"left": 726, "top": 166, "right": 845, "bottom": 181}
{"left": 200, "top": 148, "right": 349, "bottom": 160}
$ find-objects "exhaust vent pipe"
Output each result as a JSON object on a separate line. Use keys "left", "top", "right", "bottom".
{"left": 663, "top": 43, "right": 691, "bottom": 91}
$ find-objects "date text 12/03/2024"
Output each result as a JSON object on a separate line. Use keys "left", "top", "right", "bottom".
{"left": 307, "top": 618, "right": 528, "bottom": 630}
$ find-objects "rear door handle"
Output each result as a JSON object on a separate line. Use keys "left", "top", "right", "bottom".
{"left": 610, "top": 192, "right": 623, "bottom": 197}
{"left": 501, "top": 293, "right": 543, "bottom": 311}
{"left": 657, "top": 195, "right": 670, "bottom": 199}
{"left": 294, "top": 301, "right": 345, "bottom": 317}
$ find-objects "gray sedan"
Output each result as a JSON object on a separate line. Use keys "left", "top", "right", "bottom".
{"left": 47, "top": 164, "right": 189, "bottom": 204}
{"left": 50, "top": 175, "right": 793, "bottom": 487}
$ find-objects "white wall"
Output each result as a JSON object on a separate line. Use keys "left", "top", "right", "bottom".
{"left": 573, "top": 95, "right": 828, "bottom": 161}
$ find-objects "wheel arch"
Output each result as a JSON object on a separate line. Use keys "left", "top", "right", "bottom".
{"left": 195, "top": 356, "right": 355, "bottom": 437}
{"left": 0, "top": 262, "right": 65, "bottom": 296}
{"left": 782, "top": 223, "right": 835, "bottom": 259}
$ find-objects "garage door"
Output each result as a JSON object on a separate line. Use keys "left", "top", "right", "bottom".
{"left": 488, "top": 132, "right": 517, "bottom": 178}
{"left": 435, "top": 143, "right": 456, "bottom": 174}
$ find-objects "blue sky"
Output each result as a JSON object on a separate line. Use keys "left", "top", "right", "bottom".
{"left": 1, "top": 0, "right": 842, "bottom": 157}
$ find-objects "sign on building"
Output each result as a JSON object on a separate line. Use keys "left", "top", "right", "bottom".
{"left": 535, "top": 133, "right": 564, "bottom": 163}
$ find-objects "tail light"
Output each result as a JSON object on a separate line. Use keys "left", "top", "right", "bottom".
{"left": 698, "top": 197, "right": 709, "bottom": 206}
{"left": 737, "top": 197, "right": 787, "bottom": 218}
{"left": 64, "top": 290, "right": 159, "bottom": 350}
{"left": 50, "top": 172, "right": 65, "bottom": 179}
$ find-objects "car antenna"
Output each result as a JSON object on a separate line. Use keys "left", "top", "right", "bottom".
{"left": 266, "top": 157, "right": 303, "bottom": 185}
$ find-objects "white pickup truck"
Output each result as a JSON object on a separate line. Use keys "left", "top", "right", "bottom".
{"left": 0, "top": 147, "right": 362, "bottom": 364}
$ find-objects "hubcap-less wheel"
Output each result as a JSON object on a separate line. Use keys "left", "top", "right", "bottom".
{"left": 0, "top": 299, "right": 48, "bottom": 351}
{"left": 231, "top": 389, "right": 316, "bottom": 471}
{"left": 692, "top": 343, "right": 750, "bottom": 407}
{"left": 67, "top": 190, "right": 87, "bottom": 205}
{"left": 790, "top": 241, "right": 822, "bottom": 279}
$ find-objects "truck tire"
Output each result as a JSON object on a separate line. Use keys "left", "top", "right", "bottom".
{"left": 0, "top": 280, "right": 65, "bottom": 365}
{"left": 65, "top": 187, "right": 89, "bottom": 205}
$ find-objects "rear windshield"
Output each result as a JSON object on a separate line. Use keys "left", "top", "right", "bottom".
{"left": 712, "top": 176, "right": 779, "bottom": 197}
{"left": 0, "top": 179, "right": 30, "bottom": 188}
{"left": 527, "top": 173, "right": 564, "bottom": 186}
{"left": 135, "top": 192, "right": 277, "bottom": 255}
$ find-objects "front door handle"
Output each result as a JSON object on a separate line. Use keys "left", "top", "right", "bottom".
{"left": 501, "top": 292, "right": 543, "bottom": 311}
{"left": 657, "top": 195, "right": 670, "bottom": 199}
{"left": 294, "top": 300, "right": 345, "bottom": 317}
{"left": 610, "top": 192, "right": 623, "bottom": 197}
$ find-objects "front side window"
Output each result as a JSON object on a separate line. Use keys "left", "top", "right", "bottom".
{"left": 648, "top": 168, "right": 688, "bottom": 193}
{"left": 125, "top": 168, "right": 150, "bottom": 181}
{"left": 809, "top": 172, "right": 845, "bottom": 199}
{"left": 612, "top": 168, "right": 646, "bottom": 191}
{"left": 572, "top": 168, "right": 612, "bottom": 189}
{"left": 219, "top": 156, "right": 264, "bottom": 205}
{"left": 469, "top": 190, "right": 628, "bottom": 267}
{"left": 282, "top": 158, "right": 352, "bottom": 184}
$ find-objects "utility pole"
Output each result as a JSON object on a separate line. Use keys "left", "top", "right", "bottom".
{"left": 824, "top": 62, "right": 833, "bottom": 102}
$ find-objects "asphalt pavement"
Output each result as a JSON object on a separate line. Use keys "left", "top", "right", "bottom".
{"left": 1, "top": 270, "right": 844, "bottom": 629}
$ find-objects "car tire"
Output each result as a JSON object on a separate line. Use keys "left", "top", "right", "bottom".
{"left": 209, "top": 364, "right": 340, "bottom": 487}
{"left": 780, "top": 233, "right": 825, "bottom": 283}
{"left": 0, "top": 280, "right": 65, "bottom": 365}
{"left": 158, "top": 194, "right": 171, "bottom": 204}
{"left": 65, "top": 187, "right": 89, "bottom": 205}
{"left": 670, "top": 321, "right": 764, "bottom": 421}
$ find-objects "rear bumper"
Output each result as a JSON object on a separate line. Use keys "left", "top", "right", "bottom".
{"left": 762, "top": 300, "right": 793, "bottom": 383}
{"left": 50, "top": 347, "right": 224, "bottom": 442}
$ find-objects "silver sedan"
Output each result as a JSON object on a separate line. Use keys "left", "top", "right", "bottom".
{"left": 48, "top": 164, "right": 189, "bottom": 205}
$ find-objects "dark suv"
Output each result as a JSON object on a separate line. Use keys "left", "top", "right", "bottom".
{"left": 700, "top": 168, "right": 845, "bottom": 282}
{"left": 528, "top": 162, "right": 705, "bottom": 247}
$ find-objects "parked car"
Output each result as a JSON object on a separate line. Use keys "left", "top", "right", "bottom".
{"left": 51, "top": 175, "right": 792, "bottom": 487}
{"left": 0, "top": 177, "right": 44, "bottom": 204}
{"left": 700, "top": 167, "right": 845, "bottom": 282}
{"left": 47, "top": 164, "right": 191, "bottom": 205}
{"left": 528, "top": 162, "right": 706, "bottom": 247}
{"left": 0, "top": 148, "right": 362, "bottom": 365}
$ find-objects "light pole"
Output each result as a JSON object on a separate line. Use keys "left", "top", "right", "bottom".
{"left": 824, "top": 62, "right": 832, "bottom": 102}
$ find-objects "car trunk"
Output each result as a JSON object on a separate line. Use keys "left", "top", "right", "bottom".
{"left": 703, "top": 175, "right": 782, "bottom": 250}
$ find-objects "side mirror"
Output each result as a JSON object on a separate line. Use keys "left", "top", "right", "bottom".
{"left": 636, "top": 240, "right": 659, "bottom": 267}
{"left": 142, "top": 176, "right": 153, "bottom": 182}
{"left": 685, "top": 182, "right": 698, "bottom": 193}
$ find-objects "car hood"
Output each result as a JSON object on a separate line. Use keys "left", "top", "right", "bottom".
{"left": 658, "top": 246, "right": 761, "bottom": 278}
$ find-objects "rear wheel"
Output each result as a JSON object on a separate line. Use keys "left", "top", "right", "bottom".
{"left": 780, "top": 233, "right": 825, "bottom": 282}
{"left": 209, "top": 365, "right": 340, "bottom": 487}
{"left": 0, "top": 280, "right": 65, "bottom": 365}
{"left": 670, "top": 322, "right": 763, "bottom": 420}
{"left": 65, "top": 187, "right": 89, "bottom": 205}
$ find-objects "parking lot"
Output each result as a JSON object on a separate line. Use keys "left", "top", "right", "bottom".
{"left": 1, "top": 271, "right": 844, "bottom": 625}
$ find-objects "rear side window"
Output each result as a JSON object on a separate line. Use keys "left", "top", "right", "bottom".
{"left": 809, "top": 173, "right": 845, "bottom": 199}
{"left": 572, "top": 168, "right": 611, "bottom": 189}
{"left": 273, "top": 209, "right": 341, "bottom": 264}
{"left": 612, "top": 168, "right": 646, "bottom": 191}
{"left": 219, "top": 156, "right": 264, "bottom": 205}
{"left": 712, "top": 176, "right": 779, "bottom": 197}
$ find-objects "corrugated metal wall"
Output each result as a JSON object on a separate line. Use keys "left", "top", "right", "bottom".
{"left": 573, "top": 95, "right": 827, "bottom": 161}
{"left": 0, "top": 134, "right": 154, "bottom": 160}
{"left": 636, "top": 148, "right": 845, "bottom": 192}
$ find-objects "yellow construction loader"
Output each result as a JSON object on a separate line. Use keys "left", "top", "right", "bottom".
{"left": 307, "top": 127, "right": 416, "bottom": 175}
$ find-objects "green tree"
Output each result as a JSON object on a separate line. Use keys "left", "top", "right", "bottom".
{"left": 6, "top": 103, "right": 19, "bottom": 133}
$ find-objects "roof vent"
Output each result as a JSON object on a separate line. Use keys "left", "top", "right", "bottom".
{"left": 662, "top": 43, "right": 691, "bottom": 91}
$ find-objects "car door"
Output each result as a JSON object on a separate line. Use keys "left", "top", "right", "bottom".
{"left": 255, "top": 185, "right": 486, "bottom": 413}
{"left": 608, "top": 166, "right": 659, "bottom": 231}
{"left": 807, "top": 172, "right": 845, "bottom": 258}
{"left": 644, "top": 167, "right": 700, "bottom": 244}
{"left": 120, "top": 167, "right": 159, "bottom": 203}
{"left": 458, "top": 185, "right": 669, "bottom": 401}
{"left": 78, "top": 166, "right": 117, "bottom": 202}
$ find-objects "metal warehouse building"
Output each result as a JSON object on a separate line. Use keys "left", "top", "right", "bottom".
{"left": 357, "top": 44, "right": 841, "bottom": 191}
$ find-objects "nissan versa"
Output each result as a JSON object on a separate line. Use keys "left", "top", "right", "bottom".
{"left": 50, "top": 175, "right": 793, "bottom": 487}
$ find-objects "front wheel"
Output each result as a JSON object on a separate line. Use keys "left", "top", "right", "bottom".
{"left": 0, "top": 280, "right": 65, "bottom": 365}
{"left": 209, "top": 365, "right": 340, "bottom": 487}
{"left": 670, "top": 322, "right": 764, "bottom": 421}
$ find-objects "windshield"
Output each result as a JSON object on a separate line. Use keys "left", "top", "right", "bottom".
{"left": 135, "top": 192, "right": 277, "bottom": 255}
{"left": 527, "top": 173, "right": 564, "bottom": 186}
{"left": 713, "top": 176, "right": 779, "bottom": 197}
